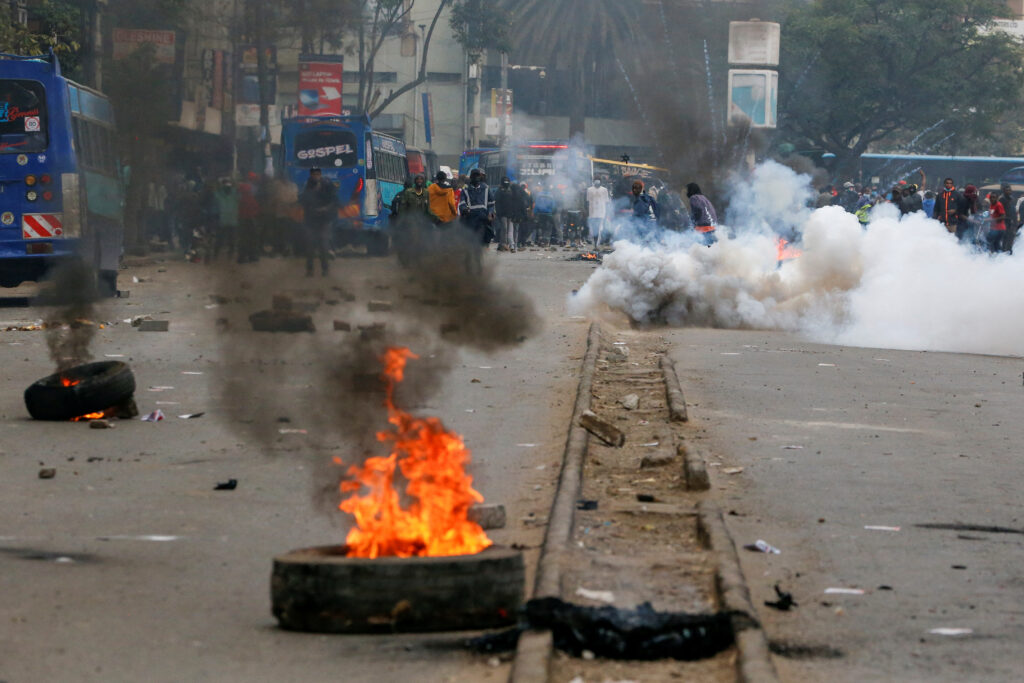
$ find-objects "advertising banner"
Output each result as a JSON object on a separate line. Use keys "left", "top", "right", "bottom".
{"left": 112, "top": 28, "right": 176, "bottom": 64}
{"left": 298, "top": 55, "right": 344, "bottom": 116}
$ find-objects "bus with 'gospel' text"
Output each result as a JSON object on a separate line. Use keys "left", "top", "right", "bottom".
{"left": 281, "top": 114, "right": 406, "bottom": 255}
{"left": 0, "top": 51, "right": 123, "bottom": 293}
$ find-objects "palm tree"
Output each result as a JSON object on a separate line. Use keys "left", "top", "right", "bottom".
{"left": 502, "top": 0, "right": 639, "bottom": 136}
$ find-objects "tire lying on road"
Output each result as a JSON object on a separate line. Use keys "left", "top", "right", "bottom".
{"left": 272, "top": 545, "right": 524, "bottom": 633}
{"left": 24, "top": 361, "right": 136, "bottom": 421}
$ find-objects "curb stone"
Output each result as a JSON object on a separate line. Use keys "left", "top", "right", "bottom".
{"left": 698, "top": 500, "right": 780, "bottom": 683}
{"left": 510, "top": 322, "right": 602, "bottom": 683}
{"left": 660, "top": 355, "right": 689, "bottom": 423}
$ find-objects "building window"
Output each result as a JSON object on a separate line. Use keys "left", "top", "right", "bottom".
{"left": 427, "top": 72, "right": 461, "bottom": 84}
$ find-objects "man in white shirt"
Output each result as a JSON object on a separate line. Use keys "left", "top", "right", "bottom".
{"left": 586, "top": 178, "right": 610, "bottom": 247}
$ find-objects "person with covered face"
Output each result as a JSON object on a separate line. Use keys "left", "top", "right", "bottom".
{"left": 686, "top": 182, "right": 717, "bottom": 245}
{"left": 933, "top": 178, "right": 967, "bottom": 236}
{"left": 393, "top": 174, "right": 437, "bottom": 266}
{"left": 458, "top": 169, "right": 495, "bottom": 246}
{"left": 494, "top": 176, "right": 521, "bottom": 252}
{"left": 299, "top": 166, "right": 338, "bottom": 277}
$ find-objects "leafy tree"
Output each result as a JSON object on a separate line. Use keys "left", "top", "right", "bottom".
{"left": 0, "top": 0, "right": 82, "bottom": 72}
{"left": 779, "top": 0, "right": 1024, "bottom": 178}
{"left": 499, "top": 0, "right": 639, "bottom": 136}
{"left": 448, "top": 0, "right": 511, "bottom": 56}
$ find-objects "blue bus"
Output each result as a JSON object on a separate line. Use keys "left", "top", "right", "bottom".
{"left": 280, "top": 114, "right": 406, "bottom": 256}
{"left": 458, "top": 147, "right": 497, "bottom": 178}
{"left": 0, "top": 52, "right": 122, "bottom": 292}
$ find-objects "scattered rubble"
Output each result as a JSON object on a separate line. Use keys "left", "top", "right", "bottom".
{"left": 580, "top": 410, "right": 625, "bottom": 447}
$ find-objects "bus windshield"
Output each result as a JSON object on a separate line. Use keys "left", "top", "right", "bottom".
{"left": 293, "top": 128, "right": 357, "bottom": 168}
{"left": 0, "top": 79, "right": 47, "bottom": 153}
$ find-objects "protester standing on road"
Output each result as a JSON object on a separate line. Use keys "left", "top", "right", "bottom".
{"left": 458, "top": 169, "right": 494, "bottom": 247}
{"left": 586, "top": 178, "right": 610, "bottom": 247}
{"left": 212, "top": 178, "right": 239, "bottom": 261}
{"left": 985, "top": 192, "right": 1007, "bottom": 253}
{"left": 933, "top": 178, "right": 966, "bottom": 236}
{"left": 299, "top": 167, "right": 337, "bottom": 277}
{"left": 494, "top": 176, "right": 520, "bottom": 253}
{"left": 532, "top": 182, "right": 558, "bottom": 246}
{"left": 998, "top": 184, "right": 1017, "bottom": 253}
{"left": 517, "top": 182, "right": 534, "bottom": 249}
{"left": 428, "top": 171, "right": 458, "bottom": 225}
{"left": 394, "top": 173, "right": 436, "bottom": 267}
{"left": 686, "top": 182, "right": 716, "bottom": 245}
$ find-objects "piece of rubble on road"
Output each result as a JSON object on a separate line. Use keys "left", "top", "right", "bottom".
{"left": 468, "top": 504, "right": 507, "bottom": 530}
{"left": 580, "top": 409, "right": 625, "bottom": 447}
{"left": 137, "top": 320, "right": 170, "bottom": 332}
{"left": 333, "top": 321, "right": 351, "bottom": 332}
{"left": 640, "top": 449, "right": 675, "bottom": 468}
{"left": 38, "top": 467, "right": 56, "bottom": 479}
{"left": 368, "top": 300, "right": 393, "bottom": 312}
{"left": 249, "top": 310, "right": 315, "bottom": 333}
{"left": 619, "top": 393, "right": 640, "bottom": 410}
{"left": 358, "top": 322, "right": 386, "bottom": 341}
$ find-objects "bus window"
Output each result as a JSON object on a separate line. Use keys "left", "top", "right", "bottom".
{"left": 407, "top": 150, "right": 425, "bottom": 177}
{"left": 294, "top": 129, "right": 358, "bottom": 168}
{"left": 0, "top": 79, "right": 47, "bottom": 153}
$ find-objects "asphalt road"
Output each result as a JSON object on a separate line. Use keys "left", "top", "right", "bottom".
{"left": 0, "top": 249, "right": 596, "bottom": 683}
{"left": 668, "top": 328, "right": 1024, "bottom": 682}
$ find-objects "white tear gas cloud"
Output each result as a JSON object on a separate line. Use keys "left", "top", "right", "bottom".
{"left": 572, "top": 161, "right": 1024, "bottom": 356}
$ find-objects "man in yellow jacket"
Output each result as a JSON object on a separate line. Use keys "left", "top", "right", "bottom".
{"left": 428, "top": 171, "right": 458, "bottom": 224}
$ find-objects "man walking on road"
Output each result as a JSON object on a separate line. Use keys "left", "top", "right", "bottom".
{"left": 299, "top": 167, "right": 337, "bottom": 277}
{"left": 458, "top": 169, "right": 494, "bottom": 247}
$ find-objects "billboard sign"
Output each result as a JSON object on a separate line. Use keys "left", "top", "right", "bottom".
{"left": 297, "top": 55, "right": 344, "bottom": 116}
{"left": 728, "top": 22, "right": 781, "bottom": 66}
{"left": 728, "top": 69, "right": 778, "bottom": 128}
{"left": 112, "top": 28, "right": 176, "bottom": 64}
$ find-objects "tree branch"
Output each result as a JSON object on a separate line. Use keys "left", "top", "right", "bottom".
{"left": 369, "top": 0, "right": 451, "bottom": 119}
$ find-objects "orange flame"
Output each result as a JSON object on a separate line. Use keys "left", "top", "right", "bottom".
{"left": 777, "top": 236, "right": 802, "bottom": 262}
{"left": 71, "top": 411, "right": 106, "bottom": 422}
{"left": 339, "top": 347, "right": 491, "bottom": 559}
{"left": 60, "top": 376, "right": 80, "bottom": 387}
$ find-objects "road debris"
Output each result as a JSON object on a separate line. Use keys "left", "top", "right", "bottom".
{"left": 178, "top": 412, "right": 205, "bottom": 419}
{"left": 580, "top": 410, "right": 625, "bottom": 447}
{"left": 214, "top": 478, "right": 238, "bottom": 491}
{"left": 141, "top": 409, "right": 165, "bottom": 422}
{"left": 368, "top": 300, "right": 393, "bottom": 312}
{"left": 524, "top": 597, "right": 734, "bottom": 660}
{"left": 929, "top": 628, "right": 973, "bottom": 636}
{"left": 576, "top": 500, "right": 599, "bottom": 511}
{"left": 764, "top": 584, "right": 798, "bottom": 611}
{"left": 38, "top": 467, "right": 56, "bottom": 479}
{"left": 864, "top": 525, "right": 901, "bottom": 531}
{"left": 619, "top": 393, "right": 639, "bottom": 410}
{"left": 744, "top": 539, "right": 781, "bottom": 554}
{"left": 249, "top": 310, "right": 315, "bottom": 333}
{"left": 89, "top": 419, "right": 114, "bottom": 430}
{"left": 639, "top": 451, "right": 675, "bottom": 469}
{"left": 278, "top": 428, "right": 308, "bottom": 435}
{"left": 332, "top": 321, "right": 351, "bottom": 331}
{"left": 722, "top": 467, "right": 744, "bottom": 475}
{"left": 575, "top": 587, "right": 616, "bottom": 604}
{"left": 468, "top": 504, "right": 507, "bottom": 530}
{"left": 824, "top": 588, "right": 865, "bottom": 595}
{"left": 358, "top": 322, "right": 386, "bottom": 341}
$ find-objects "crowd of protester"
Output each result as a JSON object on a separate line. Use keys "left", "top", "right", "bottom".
{"left": 820, "top": 174, "right": 1020, "bottom": 253}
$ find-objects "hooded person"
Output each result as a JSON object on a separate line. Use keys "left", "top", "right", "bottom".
{"left": 686, "top": 182, "right": 717, "bottom": 246}
{"left": 428, "top": 170, "right": 458, "bottom": 225}
{"left": 458, "top": 169, "right": 495, "bottom": 246}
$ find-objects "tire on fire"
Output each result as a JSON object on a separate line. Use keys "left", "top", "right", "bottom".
{"left": 24, "top": 361, "right": 136, "bottom": 421}
{"left": 271, "top": 545, "right": 525, "bottom": 633}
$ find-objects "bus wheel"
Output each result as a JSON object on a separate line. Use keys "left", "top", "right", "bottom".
{"left": 367, "top": 232, "right": 390, "bottom": 258}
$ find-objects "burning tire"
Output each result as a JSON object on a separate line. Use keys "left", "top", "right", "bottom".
{"left": 271, "top": 545, "right": 524, "bottom": 633}
{"left": 24, "top": 361, "right": 136, "bottom": 421}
